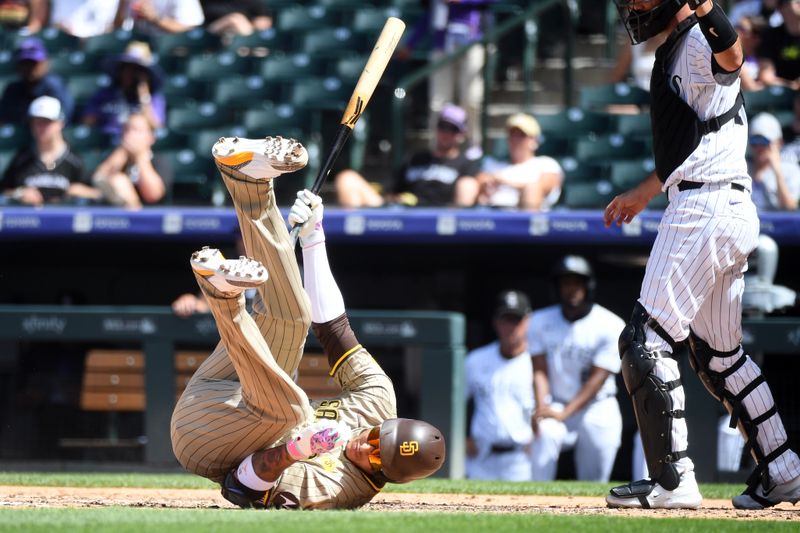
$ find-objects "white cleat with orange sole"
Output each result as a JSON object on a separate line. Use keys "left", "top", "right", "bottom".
{"left": 212, "top": 136, "right": 308, "bottom": 180}
{"left": 190, "top": 246, "right": 268, "bottom": 295}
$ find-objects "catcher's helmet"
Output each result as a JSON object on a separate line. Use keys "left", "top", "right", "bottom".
{"left": 552, "top": 255, "right": 596, "bottom": 300}
{"left": 378, "top": 418, "right": 446, "bottom": 483}
{"left": 614, "top": 0, "right": 686, "bottom": 44}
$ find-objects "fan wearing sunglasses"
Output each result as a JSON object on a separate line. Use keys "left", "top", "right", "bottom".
{"left": 748, "top": 112, "right": 800, "bottom": 210}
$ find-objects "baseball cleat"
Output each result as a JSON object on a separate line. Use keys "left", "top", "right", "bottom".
{"left": 190, "top": 246, "right": 268, "bottom": 295}
{"left": 221, "top": 470, "right": 268, "bottom": 509}
{"left": 732, "top": 473, "right": 800, "bottom": 509}
{"left": 606, "top": 471, "right": 702, "bottom": 509}
{"left": 212, "top": 136, "right": 308, "bottom": 180}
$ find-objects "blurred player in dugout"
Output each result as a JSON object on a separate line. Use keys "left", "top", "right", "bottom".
{"left": 464, "top": 290, "right": 534, "bottom": 481}
{"left": 528, "top": 256, "right": 625, "bottom": 482}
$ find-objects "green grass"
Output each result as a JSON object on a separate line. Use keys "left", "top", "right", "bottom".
{"left": 0, "top": 508, "right": 795, "bottom": 533}
{"left": 0, "top": 472, "right": 745, "bottom": 499}
{"left": 0, "top": 473, "right": 788, "bottom": 532}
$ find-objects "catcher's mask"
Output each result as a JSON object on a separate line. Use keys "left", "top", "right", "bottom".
{"left": 615, "top": 0, "right": 686, "bottom": 44}
{"left": 367, "top": 418, "right": 446, "bottom": 483}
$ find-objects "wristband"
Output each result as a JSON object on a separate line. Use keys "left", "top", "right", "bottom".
{"left": 285, "top": 438, "right": 306, "bottom": 461}
{"left": 697, "top": 3, "right": 738, "bottom": 54}
{"left": 687, "top": 0, "right": 708, "bottom": 9}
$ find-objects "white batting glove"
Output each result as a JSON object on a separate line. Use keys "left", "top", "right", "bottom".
{"left": 286, "top": 419, "right": 351, "bottom": 461}
{"left": 288, "top": 189, "right": 325, "bottom": 248}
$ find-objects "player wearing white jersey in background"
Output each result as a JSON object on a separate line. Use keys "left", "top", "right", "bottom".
{"left": 464, "top": 290, "right": 534, "bottom": 481}
{"left": 606, "top": 0, "right": 800, "bottom": 510}
{"left": 528, "top": 256, "right": 624, "bottom": 482}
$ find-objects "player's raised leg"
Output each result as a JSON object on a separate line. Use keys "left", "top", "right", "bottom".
{"left": 212, "top": 135, "right": 311, "bottom": 376}
{"left": 171, "top": 247, "right": 313, "bottom": 482}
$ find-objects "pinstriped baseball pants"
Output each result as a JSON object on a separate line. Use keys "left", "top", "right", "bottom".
{"left": 170, "top": 168, "right": 314, "bottom": 483}
{"left": 639, "top": 185, "right": 800, "bottom": 483}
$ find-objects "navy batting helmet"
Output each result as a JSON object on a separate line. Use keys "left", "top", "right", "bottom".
{"left": 614, "top": 0, "right": 687, "bottom": 44}
{"left": 552, "top": 255, "right": 596, "bottom": 301}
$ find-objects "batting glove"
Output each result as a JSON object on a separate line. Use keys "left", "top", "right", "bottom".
{"left": 286, "top": 419, "right": 351, "bottom": 461}
{"left": 288, "top": 189, "right": 325, "bottom": 248}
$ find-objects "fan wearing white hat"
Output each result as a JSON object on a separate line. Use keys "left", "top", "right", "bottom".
{"left": 0, "top": 96, "right": 97, "bottom": 206}
{"left": 455, "top": 113, "right": 563, "bottom": 211}
{"left": 748, "top": 112, "right": 800, "bottom": 210}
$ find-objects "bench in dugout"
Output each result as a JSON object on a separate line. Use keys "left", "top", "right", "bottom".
{"left": 61, "top": 349, "right": 339, "bottom": 448}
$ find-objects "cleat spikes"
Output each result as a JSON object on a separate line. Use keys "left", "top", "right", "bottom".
{"left": 212, "top": 136, "right": 309, "bottom": 179}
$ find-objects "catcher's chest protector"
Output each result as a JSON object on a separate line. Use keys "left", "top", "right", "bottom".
{"left": 650, "top": 15, "right": 742, "bottom": 183}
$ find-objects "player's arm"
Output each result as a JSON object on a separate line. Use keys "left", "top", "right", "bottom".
{"left": 559, "top": 366, "right": 612, "bottom": 421}
{"left": 604, "top": 171, "right": 662, "bottom": 227}
{"left": 289, "top": 190, "right": 396, "bottom": 421}
{"left": 289, "top": 190, "right": 359, "bottom": 369}
{"left": 248, "top": 420, "right": 350, "bottom": 482}
{"left": 692, "top": 0, "right": 743, "bottom": 73}
{"left": 531, "top": 353, "right": 551, "bottom": 428}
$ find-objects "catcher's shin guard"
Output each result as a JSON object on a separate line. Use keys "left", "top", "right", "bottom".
{"left": 687, "top": 333, "right": 790, "bottom": 493}
{"left": 619, "top": 303, "right": 686, "bottom": 491}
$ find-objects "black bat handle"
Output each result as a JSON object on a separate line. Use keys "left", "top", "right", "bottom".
{"left": 290, "top": 125, "right": 354, "bottom": 246}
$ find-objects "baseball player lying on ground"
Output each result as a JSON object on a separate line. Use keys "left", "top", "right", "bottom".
{"left": 170, "top": 135, "right": 445, "bottom": 509}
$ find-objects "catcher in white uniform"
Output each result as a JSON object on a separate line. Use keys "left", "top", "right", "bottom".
{"left": 464, "top": 290, "right": 534, "bottom": 481}
{"left": 606, "top": 0, "right": 800, "bottom": 510}
{"left": 528, "top": 256, "right": 624, "bottom": 482}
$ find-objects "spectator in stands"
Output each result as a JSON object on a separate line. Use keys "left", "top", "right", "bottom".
{"left": 0, "top": 96, "right": 96, "bottom": 206}
{"left": 0, "top": 37, "right": 74, "bottom": 126}
{"left": 334, "top": 104, "right": 481, "bottom": 208}
{"left": 730, "top": 0, "right": 784, "bottom": 27}
{"left": 783, "top": 91, "right": 800, "bottom": 155}
{"left": 114, "top": 0, "right": 204, "bottom": 36}
{"left": 528, "top": 256, "right": 624, "bottom": 482}
{"left": 609, "top": 29, "right": 667, "bottom": 91}
{"left": 48, "top": 0, "right": 120, "bottom": 38}
{"left": 737, "top": 15, "right": 766, "bottom": 91}
{"left": 201, "top": 0, "right": 271, "bottom": 39}
{"left": 748, "top": 112, "right": 800, "bottom": 210}
{"left": 464, "top": 290, "right": 534, "bottom": 481}
{"left": 397, "top": 0, "right": 496, "bottom": 146}
{"left": 172, "top": 292, "right": 209, "bottom": 316}
{"left": 455, "top": 113, "right": 563, "bottom": 211}
{"left": 92, "top": 112, "right": 169, "bottom": 208}
{"left": 0, "top": 0, "right": 45, "bottom": 32}
{"left": 756, "top": 0, "right": 800, "bottom": 89}
{"left": 81, "top": 41, "right": 166, "bottom": 139}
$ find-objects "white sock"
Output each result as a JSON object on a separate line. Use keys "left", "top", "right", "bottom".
{"left": 302, "top": 240, "right": 346, "bottom": 323}
{"left": 236, "top": 454, "right": 275, "bottom": 491}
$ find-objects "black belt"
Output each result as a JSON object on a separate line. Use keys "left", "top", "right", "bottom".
{"left": 490, "top": 444, "right": 522, "bottom": 454}
{"left": 677, "top": 181, "right": 746, "bottom": 192}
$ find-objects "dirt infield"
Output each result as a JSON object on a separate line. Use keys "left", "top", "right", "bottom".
{"left": 0, "top": 485, "right": 798, "bottom": 520}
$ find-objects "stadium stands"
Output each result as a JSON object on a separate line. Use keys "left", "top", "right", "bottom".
{"left": 0, "top": 2, "right": 794, "bottom": 211}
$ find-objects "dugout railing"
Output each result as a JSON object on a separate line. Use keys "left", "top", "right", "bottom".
{"left": 0, "top": 306, "right": 466, "bottom": 479}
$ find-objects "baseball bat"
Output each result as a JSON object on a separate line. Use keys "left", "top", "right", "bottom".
{"left": 290, "top": 16, "right": 406, "bottom": 245}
